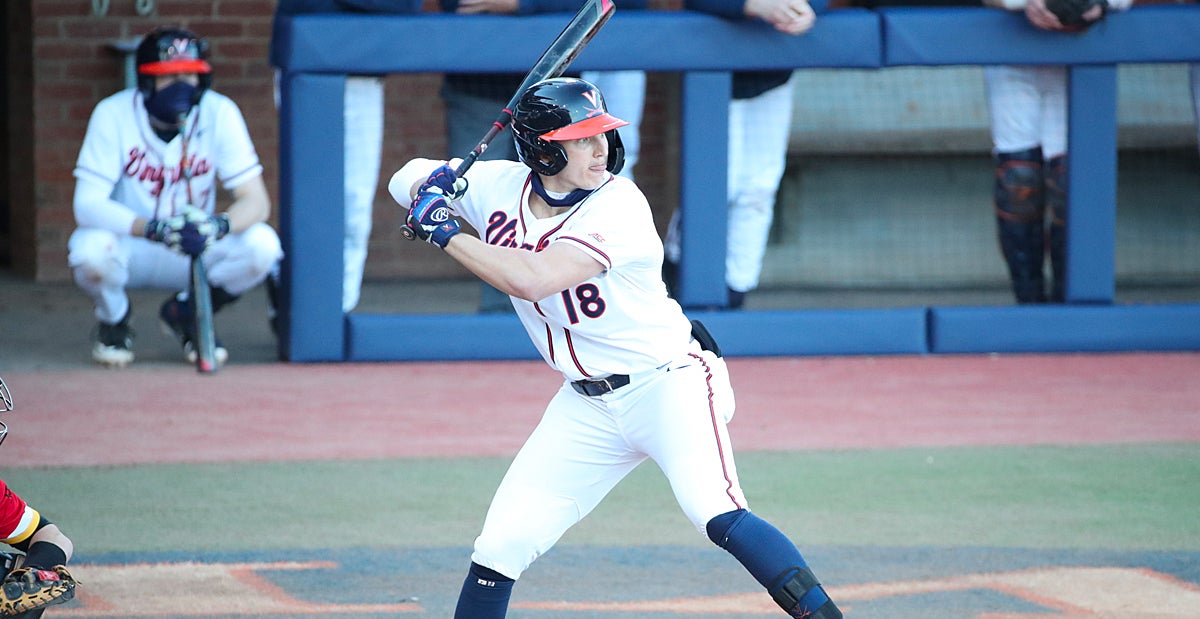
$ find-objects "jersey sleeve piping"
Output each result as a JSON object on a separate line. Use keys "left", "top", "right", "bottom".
{"left": 556, "top": 235, "right": 612, "bottom": 271}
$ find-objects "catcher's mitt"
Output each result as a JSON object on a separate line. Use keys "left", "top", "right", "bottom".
{"left": 0, "top": 566, "right": 77, "bottom": 616}
{"left": 1044, "top": 0, "right": 1108, "bottom": 31}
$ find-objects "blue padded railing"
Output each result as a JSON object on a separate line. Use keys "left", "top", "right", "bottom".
{"left": 274, "top": 5, "right": 1200, "bottom": 361}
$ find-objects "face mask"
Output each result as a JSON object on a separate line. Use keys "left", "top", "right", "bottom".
{"left": 145, "top": 81, "right": 198, "bottom": 126}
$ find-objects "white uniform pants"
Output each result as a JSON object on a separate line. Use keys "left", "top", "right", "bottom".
{"left": 984, "top": 65, "right": 1067, "bottom": 159}
{"left": 275, "top": 72, "right": 382, "bottom": 312}
{"left": 470, "top": 347, "right": 742, "bottom": 580}
{"left": 67, "top": 224, "right": 282, "bottom": 324}
{"left": 664, "top": 78, "right": 794, "bottom": 292}
{"left": 341, "top": 76, "right": 384, "bottom": 312}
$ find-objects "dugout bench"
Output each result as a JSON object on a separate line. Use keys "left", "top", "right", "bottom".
{"left": 273, "top": 5, "right": 1200, "bottom": 362}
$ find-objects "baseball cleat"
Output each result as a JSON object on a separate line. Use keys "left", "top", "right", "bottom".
{"left": 92, "top": 310, "right": 135, "bottom": 368}
{"left": 160, "top": 294, "right": 228, "bottom": 366}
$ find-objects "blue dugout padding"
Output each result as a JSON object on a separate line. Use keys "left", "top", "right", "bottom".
{"left": 275, "top": 6, "right": 1200, "bottom": 362}
{"left": 687, "top": 308, "right": 929, "bottom": 357}
{"left": 930, "top": 304, "right": 1200, "bottom": 354}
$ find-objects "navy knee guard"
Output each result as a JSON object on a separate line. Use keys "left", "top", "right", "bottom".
{"left": 994, "top": 147, "right": 1047, "bottom": 303}
{"left": 706, "top": 508, "right": 748, "bottom": 547}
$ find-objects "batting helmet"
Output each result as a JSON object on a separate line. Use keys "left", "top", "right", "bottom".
{"left": 135, "top": 26, "right": 212, "bottom": 99}
{"left": 511, "top": 77, "right": 627, "bottom": 176}
{"left": 0, "top": 376, "right": 11, "bottom": 448}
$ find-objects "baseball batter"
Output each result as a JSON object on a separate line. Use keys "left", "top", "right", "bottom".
{"left": 0, "top": 377, "right": 78, "bottom": 618}
{"left": 70, "top": 27, "right": 282, "bottom": 367}
{"left": 983, "top": 0, "right": 1131, "bottom": 303}
{"left": 390, "top": 78, "right": 842, "bottom": 619}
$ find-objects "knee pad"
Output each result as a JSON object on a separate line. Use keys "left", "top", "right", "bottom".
{"left": 705, "top": 508, "right": 748, "bottom": 547}
{"left": 994, "top": 147, "right": 1045, "bottom": 223}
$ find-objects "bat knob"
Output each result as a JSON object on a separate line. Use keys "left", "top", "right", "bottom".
{"left": 400, "top": 226, "right": 417, "bottom": 241}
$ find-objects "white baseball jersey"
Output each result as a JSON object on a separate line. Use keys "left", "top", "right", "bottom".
{"left": 393, "top": 158, "right": 695, "bottom": 382}
{"left": 391, "top": 159, "right": 746, "bottom": 581}
{"left": 73, "top": 88, "right": 262, "bottom": 234}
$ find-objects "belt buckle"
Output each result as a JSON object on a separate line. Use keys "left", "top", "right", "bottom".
{"left": 573, "top": 377, "right": 613, "bottom": 397}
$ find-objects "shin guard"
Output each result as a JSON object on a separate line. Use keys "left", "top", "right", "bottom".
{"left": 1045, "top": 154, "right": 1068, "bottom": 303}
{"left": 706, "top": 510, "right": 841, "bottom": 619}
{"left": 994, "top": 148, "right": 1047, "bottom": 304}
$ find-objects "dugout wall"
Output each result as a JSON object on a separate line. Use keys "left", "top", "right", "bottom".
{"left": 273, "top": 5, "right": 1200, "bottom": 361}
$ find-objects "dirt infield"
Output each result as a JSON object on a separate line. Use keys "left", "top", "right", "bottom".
{"left": 5, "top": 352, "right": 1198, "bottom": 467}
{"left": 3, "top": 352, "right": 1199, "bottom": 618}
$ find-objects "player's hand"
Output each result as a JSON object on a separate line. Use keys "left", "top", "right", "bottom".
{"left": 406, "top": 191, "right": 462, "bottom": 249}
{"left": 180, "top": 205, "right": 232, "bottom": 241}
{"left": 143, "top": 207, "right": 229, "bottom": 257}
{"left": 143, "top": 216, "right": 182, "bottom": 247}
{"left": 418, "top": 164, "right": 468, "bottom": 201}
{"left": 1024, "top": 0, "right": 1067, "bottom": 30}
{"left": 174, "top": 206, "right": 230, "bottom": 257}
{"left": 144, "top": 214, "right": 195, "bottom": 255}
{"left": 747, "top": 0, "right": 816, "bottom": 36}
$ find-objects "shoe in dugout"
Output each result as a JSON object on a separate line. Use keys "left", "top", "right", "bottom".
{"left": 92, "top": 309, "right": 134, "bottom": 368}
{"left": 159, "top": 293, "right": 228, "bottom": 366}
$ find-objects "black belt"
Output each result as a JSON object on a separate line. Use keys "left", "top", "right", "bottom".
{"left": 570, "top": 374, "right": 631, "bottom": 397}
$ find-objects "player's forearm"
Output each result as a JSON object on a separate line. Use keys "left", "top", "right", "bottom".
{"left": 444, "top": 234, "right": 552, "bottom": 301}
{"left": 224, "top": 176, "right": 271, "bottom": 233}
{"left": 73, "top": 178, "right": 139, "bottom": 236}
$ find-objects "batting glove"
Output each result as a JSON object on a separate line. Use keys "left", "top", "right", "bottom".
{"left": 179, "top": 206, "right": 231, "bottom": 240}
{"left": 173, "top": 222, "right": 213, "bottom": 258}
{"left": 407, "top": 191, "right": 462, "bottom": 249}
{"left": 418, "top": 164, "right": 468, "bottom": 201}
{"left": 143, "top": 216, "right": 179, "bottom": 245}
{"left": 143, "top": 208, "right": 229, "bottom": 258}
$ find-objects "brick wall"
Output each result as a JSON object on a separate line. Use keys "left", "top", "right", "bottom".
{"left": 20, "top": 0, "right": 681, "bottom": 282}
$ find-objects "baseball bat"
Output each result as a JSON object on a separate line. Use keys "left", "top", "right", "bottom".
{"left": 402, "top": 0, "right": 616, "bottom": 240}
{"left": 190, "top": 256, "right": 219, "bottom": 374}
{"left": 176, "top": 110, "right": 217, "bottom": 374}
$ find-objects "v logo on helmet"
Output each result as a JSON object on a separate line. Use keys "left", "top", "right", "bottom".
{"left": 581, "top": 90, "right": 601, "bottom": 117}
{"left": 168, "top": 39, "right": 195, "bottom": 60}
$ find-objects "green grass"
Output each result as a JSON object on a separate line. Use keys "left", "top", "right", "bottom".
{"left": 6, "top": 443, "right": 1198, "bottom": 556}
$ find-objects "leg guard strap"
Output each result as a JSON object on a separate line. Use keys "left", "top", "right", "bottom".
{"left": 769, "top": 567, "right": 841, "bottom": 619}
